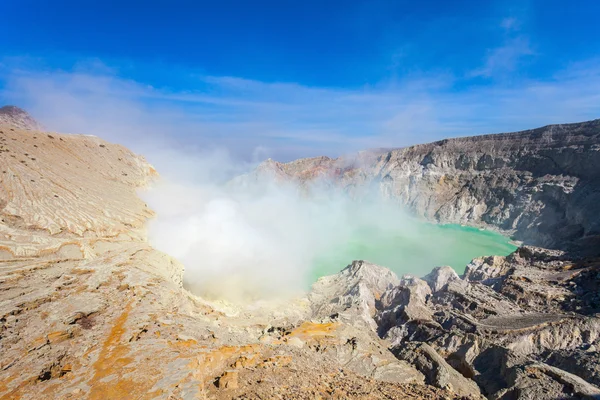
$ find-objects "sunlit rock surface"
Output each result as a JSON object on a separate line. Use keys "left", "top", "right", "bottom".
{"left": 0, "top": 113, "right": 452, "bottom": 399}
{"left": 308, "top": 248, "right": 600, "bottom": 399}
{"left": 1, "top": 110, "right": 599, "bottom": 399}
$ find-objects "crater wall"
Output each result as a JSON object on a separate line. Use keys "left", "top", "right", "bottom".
{"left": 253, "top": 119, "right": 600, "bottom": 249}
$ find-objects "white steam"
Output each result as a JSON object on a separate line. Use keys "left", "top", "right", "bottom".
{"left": 138, "top": 144, "right": 517, "bottom": 304}
{"left": 140, "top": 150, "right": 411, "bottom": 302}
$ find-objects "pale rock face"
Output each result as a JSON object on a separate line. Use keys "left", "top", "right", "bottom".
{"left": 0, "top": 121, "right": 158, "bottom": 260}
{"left": 462, "top": 256, "right": 512, "bottom": 283}
{"left": 311, "top": 249, "right": 600, "bottom": 398}
{"left": 309, "top": 260, "right": 400, "bottom": 329}
{"left": 424, "top": 266, "right": 460, "bottom": 292}
{"left": 378, "top": 275, "right": 434, "bottom": 327}
{"left": 302, "top": 234, "right": 598, "bottom": 399}
{"left": 394, "top": 342, "right": 484, "bottom": 399}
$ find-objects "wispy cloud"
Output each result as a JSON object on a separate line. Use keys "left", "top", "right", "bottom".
{"left": 471, "top": 37, "right": 533, "bottom": 78}
{"left": 470, "top": 16, "right": 533, "bottom": 79}
{"left": 500, "top": 17, "right": 520, "bottom": 31}
{"left": 1, "top": 57, "right": 599, "bottom": 163}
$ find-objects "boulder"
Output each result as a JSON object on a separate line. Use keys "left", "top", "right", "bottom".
{"left": 424, "top": 266, "right": 460, "bottom": 292}
{"left": 394, "top": 342, "right": 483, "bottom": 398}
{"left": 309, "top": 260, "right": 400, "bottom": 329}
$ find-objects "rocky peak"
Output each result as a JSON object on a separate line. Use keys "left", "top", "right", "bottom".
{"left": 339, "top": 260, "right": 401, "bottom": 298}
{"left": 0, "top": 105, "right": 44, "bottom": 131}
{"left": 424, "top": 266, "right": 460, "bottom": 293}
{"left": 309, "top": 260, "right": 400, "bottom": 330}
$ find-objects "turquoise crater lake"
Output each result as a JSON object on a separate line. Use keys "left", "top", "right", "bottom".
{"left": 311, "top": 222, "right": 517, "bottom": 281}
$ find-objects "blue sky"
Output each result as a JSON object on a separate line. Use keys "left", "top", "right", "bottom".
{"left": 1, "top": 0, "right": 600, "bottom": 160}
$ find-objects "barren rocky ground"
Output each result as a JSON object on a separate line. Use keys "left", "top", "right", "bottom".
{"left": 1, "top": 107, "right": 599, "bottom": 399}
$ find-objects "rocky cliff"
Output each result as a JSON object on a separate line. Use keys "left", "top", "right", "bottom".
{"left": 308, "top": 248, "right": 600, "bottom": 399}
{"left": 253, "top": 119, "right": 600, "bottom": 250}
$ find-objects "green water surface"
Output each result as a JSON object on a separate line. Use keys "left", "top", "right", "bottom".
{"left": 311, "top": 222, "right": 517, "bottom": 281}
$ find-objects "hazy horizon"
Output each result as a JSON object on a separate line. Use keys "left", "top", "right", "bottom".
{"left": 2, "top": 1, "right": 600, "bottom": 161}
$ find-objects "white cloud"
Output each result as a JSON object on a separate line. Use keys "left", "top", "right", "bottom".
{"left": 470, "top": 16, "right": 533, "bottom": 79}
{"left": 500, "top": 17, "right": 520, "bottom": 31}
{"left": 1, "top": 57, "right": 600, "bottom": 163}
{"left": 471, "top": 37, "right": 533, "bottom": 78}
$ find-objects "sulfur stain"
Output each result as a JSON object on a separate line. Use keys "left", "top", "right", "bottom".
{"left": 169, "top": 338, "right": 198, "bottom": 349}
{"left": 0, "top": 375, "right": 18, "bottom": 399}
{"left": 189, "top": 344, "right": 262, "bottom": 386}
{"left": 87, "top": 302, "right": 160, "bottom": 400}
{"left": 0, "top": 378, "right": 39, "bottom": 400}
{"left": 287, "top": 322, "right": 339, "bottom": 340}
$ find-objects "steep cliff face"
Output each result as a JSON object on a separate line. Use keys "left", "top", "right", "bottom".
{"left": 257, "top": 119, "right": 600, "bottom": 249}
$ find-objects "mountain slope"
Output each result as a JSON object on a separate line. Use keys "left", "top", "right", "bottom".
{"left": 2, "top": 110, "right": 599, "bottom": 399}
{"left": 0, "top": 105, "right": 44, "bottom": 131}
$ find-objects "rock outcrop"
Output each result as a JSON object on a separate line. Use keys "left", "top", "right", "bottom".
{"left": 394, "top": 342, "right": 483, "bottom": 398}
{"left": 309, "top": 247, "right": 600, "bottom": 399}
{"left": 250, "top": 119, "right": 600, "bottom": 250}
{"left": 309, "top": 260, "right": 400, "bottom": 329}
{"left": 0, "top": 106, "right": 44, "bottom": 131}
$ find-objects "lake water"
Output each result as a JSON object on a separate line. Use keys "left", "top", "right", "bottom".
{"left": 311, "top": 222, "right": 517, "bottom": 281}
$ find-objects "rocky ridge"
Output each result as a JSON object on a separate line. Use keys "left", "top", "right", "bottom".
{"left": 308, "top": 252, "right": 600, "bottom": 399}
{"left": 0, "top": 106, "right": 44, "bottom": 131}
{"left": 250, "top": 119, "right": 600, "bottom": 250}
